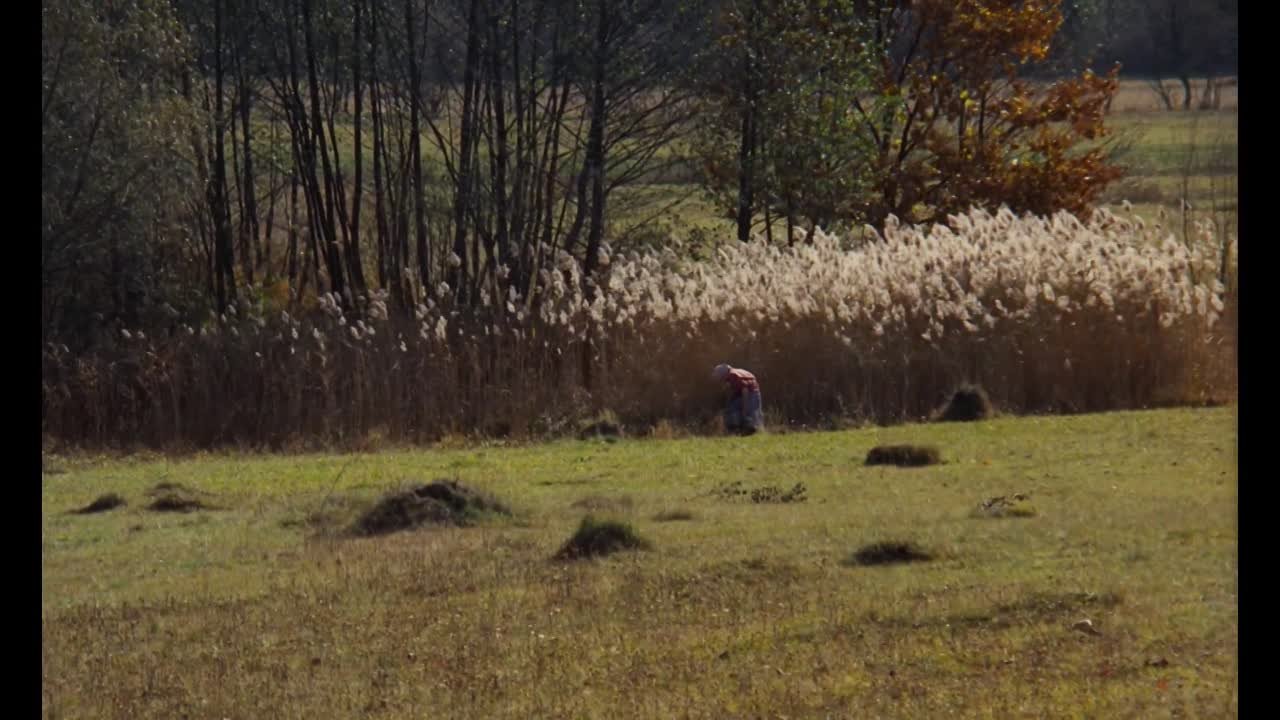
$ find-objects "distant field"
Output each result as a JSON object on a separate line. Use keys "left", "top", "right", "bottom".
{"left": 618, "top": 84, "right": 1239, "bottom": 249}
{"left": 1100, "top": 109, "right": 1237, "bottom": 234}
{"left": 43, "top": 407, "right": 1237, "bottom": 718}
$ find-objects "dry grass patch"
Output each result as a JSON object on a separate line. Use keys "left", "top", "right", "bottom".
{"left": 973, "top": 493, "right": 1038, "bottom": 518}
{"left": 652, "top": 508, "right": 696, "bottom": 522}
{"left": 570, "top": 494, "right": 634, "bottom": 513}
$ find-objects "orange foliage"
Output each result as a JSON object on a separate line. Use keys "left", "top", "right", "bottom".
{"left": 858, "top": 0, "right": 1123, "bottom": 225}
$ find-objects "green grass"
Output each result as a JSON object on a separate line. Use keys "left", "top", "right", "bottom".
{"left": 1106, "top": 110, "right": 1238, "bottom": 176}
{"left": 43, "top": 406, "right": 1237, "bottom": 718}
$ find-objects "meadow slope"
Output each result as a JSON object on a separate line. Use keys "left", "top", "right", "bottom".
{"left": 43, "top": 406, "right": 1237, "bottom": 718}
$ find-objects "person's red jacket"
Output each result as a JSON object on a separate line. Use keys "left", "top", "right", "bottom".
{"left": 724, "top": 368, "right": 759, "bottom": 397}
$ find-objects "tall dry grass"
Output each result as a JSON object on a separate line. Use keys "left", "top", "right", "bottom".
{"left": 42, "top": 206, "right": 1236, "bottom": 450}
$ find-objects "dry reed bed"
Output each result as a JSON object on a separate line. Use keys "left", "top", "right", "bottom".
{"left": 42, "top": 206, "right": 1236, "bottom": 449}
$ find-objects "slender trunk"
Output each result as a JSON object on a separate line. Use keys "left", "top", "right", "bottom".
{"left": 288, "top": 169, "right": 300, "bottom": 289}
{"left": 531, "top": 74, "right": 569, "bottom": 298}
{"left": 509, "top": 0, "right": 528, "bottom": 279}
{"left": 582, "top": 0, "right": 608, "bottom": 279}
{"left": 237, "top": 60, "right": 259, "bottom": 286}
{"left": 229, "top": 97, "right": 246, "bottom": 276}
{"left": 489, "top": 4, "right": 510, "bottom": 277}
{"left": 450, "top": 0, "right": 482, "bottom": 303}
{"left": 263, "top": 116, "right": 278, "bottom": 281}
{"left": 405, "top": 0, "right": 430, "bottom": 294}
{"left": 303, "top": 0, "right": 346, "bottom": 300}
{"left": 348, "top": 0, "right": 367, "bottom": 294}
{"left": 372, "top": 75, "right": 388, "bottom": 290}
{"left": 736, "top": 9, "right": 756, "bottom": 244}
{"left": 370, "top": 0, "right": 395, "bottom": 303}
{"left": 325, "top": 27, "right": 357, "bottom": 293}
{"left": 212, "top": 0, "right": 237, "bottom": 310}
{"left": 580, "top": 0, "right": 611, "bottom": 393}
{"left": 785, "top": 197, "right": 796, "bottom": 246}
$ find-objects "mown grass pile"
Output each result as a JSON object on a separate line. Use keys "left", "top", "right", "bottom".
{"left": 43, "top": 206, "right": 1235, "bottom": 448}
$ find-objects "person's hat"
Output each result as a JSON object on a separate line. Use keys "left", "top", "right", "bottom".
{"left": 712, "top": 364, "right": 731, "bottom": 381}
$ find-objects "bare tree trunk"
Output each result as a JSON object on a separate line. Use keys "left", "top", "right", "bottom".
{"left": 405, "top": 0, "right": 430, "bottom": 294}
{"left": 323, "top": 25, "right": 360, "bottom": 295}
{"left": 212, "top": 0, "right": 237, "bottom": 310}
{"left": 449, "top": 0, "right": 482, "bottom": 303}
{"left": 488, "top": 3, "right": 510, "bottom": 277}
{"left": 348, "top": 0, "right": 367, "bottom": 295}
{"left": 263, "top": 114, "right": 278, "bottom": 280}
{"left": 302, "top": 0, "right": 346, "bottom": 300}
{"left": 1149, "top": 78, "right": 1176, "bottom": 111}
{"left": 234, "top": 40, "right": 259, "bottom": 287}
{"left": 736, "top": 3, "right": 758, "bottom": 244}
{"left": 287, "top": 168, "right": 299, "bottom": 290}
{"left": 509, "top": 0, "right": 530, "bottom": 281}
{"left": 582, "top": 0, "right": 608, "bottom": 279}
{"left": 369, "top": 0, "right": 395, "bottom": 305}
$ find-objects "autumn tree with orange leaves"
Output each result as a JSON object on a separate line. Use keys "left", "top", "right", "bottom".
{"left": 698, "top": 0, "right": 1125, "bottom": 236}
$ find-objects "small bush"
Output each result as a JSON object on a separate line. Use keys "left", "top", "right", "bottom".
{"left": 865, "top": 445, "right": 942, "bottom": 467}
{"left": 554, "top": 515, "right": 651, "bottom": 560}
{"left": 846, "top": 541, "right": 934, "bottom": 566}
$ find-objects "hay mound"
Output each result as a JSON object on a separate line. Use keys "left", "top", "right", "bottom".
{"left": 146, "top": 483, "right": 215, "bottom": 512}
{"left": 555, "top": 515, "right": 650, "bottom": 560}
{"left": 72, "top": 493, "right": 126, "bottom": 514}
{"left": 847, "top": 541, "right": 934, "bottom": 566}
{"left": 352, "top": 480, "right": 510, "bottom": 537}
{"left": 937, "top": 384, "right": 993, "bottom": 422}
{"left": 973, "top": 493, "right": 1037, "bottom": 518}
{"left": 865, "top": 445, "right": 941, "bottom": 467}
{"left": 578, "top": 421, "right": 622, "bottom": 440}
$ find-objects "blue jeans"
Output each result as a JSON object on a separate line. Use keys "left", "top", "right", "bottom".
{"left": 726, "top": 390, "right": 764, "bottom": 435}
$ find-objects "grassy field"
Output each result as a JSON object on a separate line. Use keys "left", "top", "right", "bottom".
{"left": 43, "top": 406, "right": 1237, "bottom": 718}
